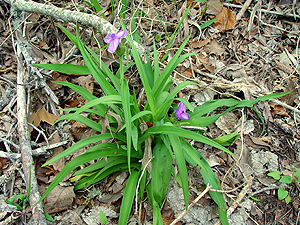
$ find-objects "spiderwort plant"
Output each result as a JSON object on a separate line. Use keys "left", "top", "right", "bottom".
{"left": 32, "top": 24, "right": 290, "bottom": 225}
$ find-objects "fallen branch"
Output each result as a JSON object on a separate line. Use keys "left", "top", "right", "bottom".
{"left": 0, "top": 140, "right": 69, "bottom": 161}
{"left": 4, "top": 0, "right": 145, "bottom": 54}
{"left": 14, "top": 10, "right": 47, "bottom": 224}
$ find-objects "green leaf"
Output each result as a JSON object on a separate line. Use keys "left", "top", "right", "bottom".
{"left": 31, "top": 64, "right": 90, "bottom": 75}
{"left": 278, "top": 187, "right": 288, "bottom": 200}
{"left": 166, "top": 3, "right": 192, "bottom": 49}
{"left": 279, "top": 175, "right": 292, "bottom": 184}
{"left": 39, "top": 148, "right": 132, "bottom": 204}
{"left": 58, "top": 24, "right": 78, "bottom": 46}
{"left": 200, "top": 18, "right": 218, "bottom": 29}
{"left": 250, "top": 196, "right": 260, "bottom": 202}
{"left": 191, "top": 99, "right": 239, "bottom": 117}
{"left": 267, "top": 171, "right": 281, "bottom": 180}
{"left": 213, "top": 132, "right": 240, "bottom": 146}
{"left": 285, "top": 195, "right": 291, "bottom": 204}
{"left": 118, "top": 169, "right": 141, "bottom": 224}
{"left": 52, "top": 81, "right": 107, "bottom": 116}
{"left": 140, "top": 124, "right": 236, "bottom": 158}
{"left": 121, "top": 78, "right": 132, "bottom": 171}
{"left": 131, "top": 125, "right": 138, "bottom": 151}
{"left": 122, "top": 23, "right": 155, "bottom": 114}
{"left": 43, "top": 211, "right": 54, "bottom": 221}
{"left": 74, "top": 163, "right": 140, "bottom": 190}
{"left": 76, "top": 28, "right": 118, "bottom": 96}
{"left": 182, "top": 139, "right": 228, "bottom": 225}
{"left": 294, "top": 170, "right": 300, "bottom": 179}
{"left": 151, "top": 141, "right": 173, "bottom": 205}
{"left": 169, "top": 135, "right": 189, "bottom": 209}
{"left": 90, "top": 0, "right": 102, "bottom": 12}
{"left": 43, "top": 134, "right": 113, "bottom": 166}
{"left": 99, "top": 211, "right": 107, "bottom": 224}
{"left": 54, "top": 114, "right": 102, "bottom": 132}
{"left": 70, "top": 95, "right": 121, "bottom": 120}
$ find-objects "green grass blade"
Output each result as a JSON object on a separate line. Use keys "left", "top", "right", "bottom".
{"left": 39, "top": 148, "right": 130, "bottom": 204}
{"left": 43, "top": 133, "right": 113, "bottom": 166}
{"left": 140, "top": 124, "right": 236, "bottom": 158}
{"left": 90, "top": 0, "right": 102, "bottom": 13}
{"left": 31, "top": 64, "right": 90, "bottom": 75}
{"left": 200, "top": 18, "right": 218, "bottom": 29}
{"left": 70, "top": 95, "right": 121, "bottom": 120}
{"left": 119, "top": 110, "right": 153, "bottom": 132}
{"left": 54, "top": 114, "right": 102, "bottom": 132}
{"left": 58, "top": 24, "right": 78, "bottom": 46}
{"left": 76, "top": 28, "right": 118, "bottom": 96}
{"left": 130, "top": 12, "right": 141, "bottom": 43}
{"left": 151, "top": 140, "right": 173, "bottom": 205}
{"left": 85, "top": 47, "right": 121, "bottom": 94}
{"left": 52, "top": 81, "right": 107, "bottom": 116}
{"left": 121, "top": 78, "right": 132, "bottom": 171}
{"left": 152, "top": 36, "right": 191, "bottom": 98}
{"left": 153, "top": 40, "right": 159, "bottom": 82}
{"left": 94, "top": 157, "right": 138, "bottom": 180}
{"left": 235, "top": 91, "right": 291, "bottom": 107}
{"left": 191, "top": 99, "right": 239, "bottom": 117}
{"left": 121, "top": 21, "right": 155, "bottom": 114}
{"left": 118, "top": 169, "right": 141, "bottom": 224}
{"left": 74, "top": 163, "right": 140, "bottom": 190}
{"left": 154, "top": 10, "right": 169, "bottom": 39}
{"left": 166, "top": 3, "right": 192, "bottom": 49}
{"left": 182, "top": 139, "right": 228, "bottom": 225}
{"left": 168, "top": 135, "right": 189, "bottom": 209}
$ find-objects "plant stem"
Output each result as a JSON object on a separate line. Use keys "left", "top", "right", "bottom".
{"left": 120, "top": 56, "right": 124, "bottom": 83}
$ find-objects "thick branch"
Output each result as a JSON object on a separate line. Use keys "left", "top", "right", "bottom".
{"left": 4, "top": 0, "right": 144, "bottom": 54}
{"left": 14, "top": 10, "right": 47, "bottom": 225}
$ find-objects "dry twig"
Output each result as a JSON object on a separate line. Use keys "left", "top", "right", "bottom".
{"left": 170, "top": 184, "right": 212, "bottom": 225}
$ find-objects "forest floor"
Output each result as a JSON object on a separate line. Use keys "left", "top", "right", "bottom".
{"left": 0, "top": 0, "right": 300, "bottom": 224}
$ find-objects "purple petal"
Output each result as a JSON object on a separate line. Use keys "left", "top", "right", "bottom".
{"left": 175, "top": 109, "right": 182, "bottom": 119}
{"left": 180, "top": 113, "right": 190, "bottom": 120}
{"left": 116, "top": 30, "right": 128, "bottom": 39}
{"left": 107, "top": 38, "right": 120, "bottom": 53}
{"left": 177, "top": 102, "right": 186, "bottom": 112}
{"left": 104, "top": 34, "right": 113, "bottom": 44}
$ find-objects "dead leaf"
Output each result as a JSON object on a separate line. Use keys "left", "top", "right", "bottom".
{"left": 269, "top": 103, "right": 289, "bottom": 117}
{"left": 244, "top": 136, "right": 271, "bottom": 150}
{"left": 100, "top": 192, "right": 123, "bottom": 205}
{"left": 48, "top": 71, "right": 69, "bottom": 91}
{"left": 203, "top": 39, "right": 225, "bottom": 56}
{"left": 161, "top": 214, "right": 173, "bottom": 225}
{"left": 39, "top": 41, "right": 46, "bottom": 48}
{"left": 206, "top": 0, "right": 223, "bottom": 15}
{"left": 0, "top": 157, "right": 8, "bottom": 170}
{"left": 40, "top": 184, "right": 75, "bottom": 214}
{"left": 213, "top": 7, "right": 237, "bottom": 31}
{"left": 190, "top": 38, "right": 211, "bottom": 48}
{"left": 46, "top": 132, "right": 69, "bottom": 180}
{"left": 28, "top": 106, "right": 60, "bottom": 129}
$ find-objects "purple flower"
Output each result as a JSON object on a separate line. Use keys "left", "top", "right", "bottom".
{"left": 175, "top": 102, "right": 190, "bottom": 120}
{"left": 104, "top": 30, "right": 128, "bottom": 54}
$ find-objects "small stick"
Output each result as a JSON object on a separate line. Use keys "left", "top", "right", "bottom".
{"left": 236, "top": 0, "right": 253, "bottom": 21}
{"left": 170, "top": 184, "right": 212, "bottom": 225}
{"left": 224, "top": 3, "right": 300, "bottom": 19}
{"left": 213, "top": 179, "right": 253, "bottom": 225}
